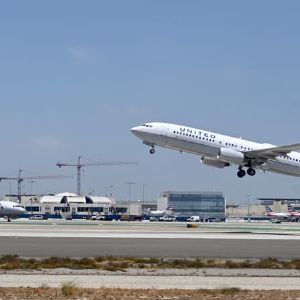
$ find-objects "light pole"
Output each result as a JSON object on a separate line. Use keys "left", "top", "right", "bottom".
{"left": 105, "top": 185, "right": 113, "bottom": 197}
{"left": 125, "top": 182, "right": 135, "bottom": 216}
{"left": 109, "top": 185, "right": 114, "bottom": 197}
{"left": 247, "top": 194, "right": 251, "bottom": 222}
{"left": 142, "top": 184, "right": 146, "bottom": 204}
{"left": 28, "top": 180, "right": 35, "bottom": 195}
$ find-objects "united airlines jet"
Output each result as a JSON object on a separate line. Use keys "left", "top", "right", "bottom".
{"left": 131, "top": 122, "right": 300, "bottom": 178}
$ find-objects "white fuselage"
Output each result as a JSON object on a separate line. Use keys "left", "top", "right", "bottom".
{"left": 146, "top": 210, "right": 167, "bottom": 217}
{"left": 0, "top": 201, "right": 25, "bottom": 218}
{"left": 266, "top": 211, "right": 290, "bottom": 219}
{"left": 131, "top": 122, "right": 300, "bottom": 177}
{"left": 288, "top": 209, "right": 300, "bottom": 217}
{"left": 145, "top": 209, "right": 172, "bottom": 217}
{"left": 266, "top": 210, "right": 290, "bottom": 221}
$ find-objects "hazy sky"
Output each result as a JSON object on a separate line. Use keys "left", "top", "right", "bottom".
{"left": 0, "top": 1, "right": 300, "bottom": 203}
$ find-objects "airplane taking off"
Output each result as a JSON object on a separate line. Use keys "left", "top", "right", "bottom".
{"left": 131, "top": 122, "right": 300, "bottom": 178}
{"left": 0, "top": 201, "right": 25, "bottom": 222}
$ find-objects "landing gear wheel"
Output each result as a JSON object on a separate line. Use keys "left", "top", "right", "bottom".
{"left": 247, "top": 168, "right": 256, "bottom": 176}
{"left": 237, "top": 169, "right": 246, "bottom": 178}
{"left": 150, "top": 148, "right": 155, "bottom": 154}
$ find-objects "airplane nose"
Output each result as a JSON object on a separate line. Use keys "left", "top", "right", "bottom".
{"left": 130, "top": 126, "right": 140, "bottom": 135}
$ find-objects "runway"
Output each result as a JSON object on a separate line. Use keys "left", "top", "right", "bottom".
{"left": 0, "top": 220, "right": 300, "bottom": 258}
{"left": 1, "top": 237, "right": 300, "bottom": 258}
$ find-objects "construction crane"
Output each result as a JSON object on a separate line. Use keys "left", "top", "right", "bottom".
{"left": 56, "top": 156, "right": 138, "bottom": 196}
{"left": 0, "top": 169, "right": 73, "bottom": 203}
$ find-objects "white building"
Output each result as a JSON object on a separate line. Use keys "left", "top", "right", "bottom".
{"left": 7, "top": 192, "right": 116, "bottom": 219}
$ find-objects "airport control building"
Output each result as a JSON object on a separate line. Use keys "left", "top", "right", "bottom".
{"left": 157, "top": 191, "right": 226, "bottom": 221}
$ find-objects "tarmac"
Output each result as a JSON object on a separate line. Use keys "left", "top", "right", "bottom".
{"left": 0, "top": 220, "right": 299, "bottom": 258}
{"left": 0, "top": 220, "right": 300, "bottom": 290}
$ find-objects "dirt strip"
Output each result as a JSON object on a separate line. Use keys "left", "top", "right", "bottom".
{"left": 0, "top": 269, "right": 299, "bottom": 290}
{"left": 0, "top": 287, "right": 299, "bottom": 300}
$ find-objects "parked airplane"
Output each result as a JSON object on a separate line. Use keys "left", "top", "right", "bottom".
{"left": 0, "top": 201, "right": 25, "bottom": 222}
{"left": 131, "top": 122, "right": 300, "bottom": 178}
{"left": 265, "top": 206, "right": 290, "bottom": 220}
{"left": 287, "top": 204, "right": 300, "bottom": 218}
{"left": 144, "top": 205, "right": 174, "bottom": 217}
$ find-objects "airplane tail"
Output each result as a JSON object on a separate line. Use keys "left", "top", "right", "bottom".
{"left": 265, "top": 206, "right": 273, "bottom": 213}
{"left": 143, "top": 208, "right": 151, "bottom": 215}
{"left": 287, "top": 204, "right": 296, "bottom": 212}
{"left": 165, "top": 204, "right": 175, "bottom": 215}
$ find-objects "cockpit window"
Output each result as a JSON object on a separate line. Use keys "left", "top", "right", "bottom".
{"left": 141, "top": 124, "right": 153, "bottom": 128}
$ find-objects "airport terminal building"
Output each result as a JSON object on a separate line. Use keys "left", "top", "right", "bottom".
{"left": 5, "top": 192, "right": 116, "bottom": 219}
{"left": 158, "top": 191, "right": 226, "bottom": 221}
{"left": 5, "top": 190, "right": 226, "bottom": 221}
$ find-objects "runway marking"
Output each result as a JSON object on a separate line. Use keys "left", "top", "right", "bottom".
{"left": 0, "top": 231, "right": 299, "bottom": 239}
{"left": 1, "top": 221, "right": 300, "bottom": 240}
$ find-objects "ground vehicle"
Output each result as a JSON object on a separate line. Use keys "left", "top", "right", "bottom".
{"left": 187, "top": 216, "right": 200, "bottom": 222}
{"left": 270, "top": 219, "right": 281, "bottom": 224}
{"left": 159, "top": 215, "right": 176, "bottom": 222}
{"left": 120, "top": 215, "right": 142, "bottom": 221}
{"left": 29, "top": 215, "right": 44, "bottom": 220}
{"left": 91, "top": 214, "right": 106, "bottom": 221}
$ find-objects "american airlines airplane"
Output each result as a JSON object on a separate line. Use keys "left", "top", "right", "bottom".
{"left": 287, "top": 204, "right": 300, "bottom": 218}
{"left": 144, "top": 205, "right": 174, "bottom": 217}
{"left": 131, "top": 122, "right": 300, "bottom": 178}
{"left": 0, "top": 201, "right": 25, "bottom": 222}
{"left": 265, "top": 206, "right": 290, "bottom": 219}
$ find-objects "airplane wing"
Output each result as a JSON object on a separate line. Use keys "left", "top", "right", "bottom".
{"left": 245, "top": 143, "right": 300, "bottom": 160}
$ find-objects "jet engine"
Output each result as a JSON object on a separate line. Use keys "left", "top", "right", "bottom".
{"left": 217, "top": 148, "right": 245, "bottom": 165}
{"left": 201, "top": 157, "right": 230, "bottom": 168}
